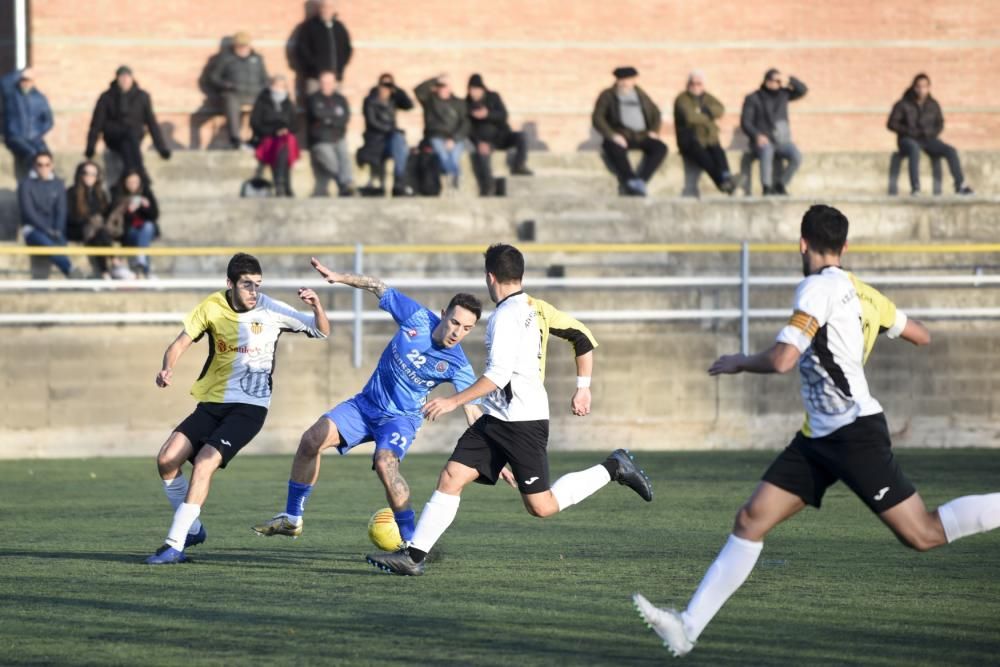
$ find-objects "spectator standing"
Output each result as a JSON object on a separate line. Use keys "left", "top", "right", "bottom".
{"left": 295, "top": 0, "right": 353, "bottom": 92}
{"left": 888, "top": 73, "right": 973, "bottom": 196}
{"left": 592, "top": 67, "right": 667, "bottom": 197}
{"left": 1, "top": 67, "right": 53, "bottom": 181}
{"left": 674, "top": 70, "right": 735, "bottom": 195}
{"left": 740, "top": 68, "right": 807, "bottom": 195}
{"left": 306, "top": 70, "right": 354, "bottom": 197}
{"left": 109, "top": 169, "right": 160, "bottom": 279}
{"left": 209, "top": 31, "right": 269, "bottom": 149}
{"left": 66, "top": 160, "right": 124, "bottom": 279}
{"left": 250, "top": 75, "right": 300, "bottom": 197}
{"left": 357, "top": 73, "right": 413, "bottom": 195}
{"left": 466, "top": 73, "right": 532, "bottom": 197}
{"left": 415, "top": 74, "right": 469, "bottom": 192}
{"left": 85, "top": 66, "right": 172, "bottom": 180}
{"left": 18, "top": 151, "right": 82, "bottom": 279}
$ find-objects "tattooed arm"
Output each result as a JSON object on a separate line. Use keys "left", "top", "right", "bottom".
{"left": 311, "top": 257, "right": 387, "bottom": 298}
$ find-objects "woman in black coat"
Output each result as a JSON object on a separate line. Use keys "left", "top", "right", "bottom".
{"left": 66, "top": 160, "right": 116, "bottom": 278}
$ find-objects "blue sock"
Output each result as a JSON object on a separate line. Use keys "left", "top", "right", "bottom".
{"left": 394, "top": 509, "right": 416, "bottom": 542}
{"left": 285, "top": 480, "right": 313, "bottom": 518}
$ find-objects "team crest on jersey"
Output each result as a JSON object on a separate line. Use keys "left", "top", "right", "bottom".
{"left": 406, "top": 329, "right": 418, "bottom": 338}
{"left": 435, "top": 360, "right": 449, "bottom": 373}
{"left": 250, "top": 321, "right": 263, "bottom": 335}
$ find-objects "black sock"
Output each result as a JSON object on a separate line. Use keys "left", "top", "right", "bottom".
{"left": 601, "top": 457, "right": 619, "bottom": 479}
{"left": 407, "top": 546, "right": 427, "bottom": 563}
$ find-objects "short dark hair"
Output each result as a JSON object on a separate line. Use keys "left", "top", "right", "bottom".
{"left": 33, "top": 150, "right": 53, "bottom": 164}
{"left": 446, "top": 292, "right": 482, "bottom": 321}
{"left": 801, "top": 205, "right": 849, "bottom": 255}
{"left": 484, "top": 244, "right": 524, "bottom": 283}
{"left": 227, "top": 252, "right": 262, "bottom": 283}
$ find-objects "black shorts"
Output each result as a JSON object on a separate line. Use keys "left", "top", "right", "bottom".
{"left": 762, "top": 413, "right": 916, "bottom": 513}
{"left": 175, "top": 402, "right": 268, "bottom": 469}
{"left": 449, "top": 415, "right": 550, "bottom": 494}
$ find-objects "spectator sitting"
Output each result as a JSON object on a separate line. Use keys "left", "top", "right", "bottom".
{"left": 415, "top": 74, "right": 469, "bottom": 192}
{"left": 250, "top": 75, "right": 299, "bottom": 197}
{"left": 357, "top": 73, "right": 413, "bottom": 195}
{"left": 306, "top": 70, "right": 354, "bottom": 197}
{"left": 294, "top": 0, "right": 352, "bottom": 92}
{"left": 740, "top": 68, "right": 807, "bottom": 195}
{"left": 66, "top": 160, "right": 126, "bottom": 280}
{"left": 18, "top": 151, "right": 82, "bottom": 279}
{"left": 85, "top": 66, "right": 171, "bottom": 181}
{"left": 592, "top": 66, "right": 667, "bottom": 197}
{"left": 888, "top": 73, "right": 973, "bottom": 196}
{"left": 1, "top": 66, "right": 53, "bottom": 181}
{"left": 466, "top": 73, "right": 532, "bottom": 197}
{"left": 109, "top": 169, "right": 160, "bottom": 279}
{"left": 674, "top": 70, "right": 735, "bottom": 195}
{"left": 208, "top": 31, "right": 269, "bottom": 149}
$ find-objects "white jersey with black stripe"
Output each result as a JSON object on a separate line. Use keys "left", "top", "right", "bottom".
{"left": 776, "top": 266, "right": 883, "bottom": 437}
{"left": 481, "top": 292, "right": 549, "bottom": 422}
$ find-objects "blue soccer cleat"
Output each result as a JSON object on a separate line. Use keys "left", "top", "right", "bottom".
{"left": 185, "top": 525, "right": 207, "bottom": 549}
{"left": 145, "top": 544, "right": 188, "bottom": 565}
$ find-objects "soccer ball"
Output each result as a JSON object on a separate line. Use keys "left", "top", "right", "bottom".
{"left": 367, "top": 507, "right": 403, "bottom": 551}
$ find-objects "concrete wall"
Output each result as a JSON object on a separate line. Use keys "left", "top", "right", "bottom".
{"left": 24, "top": 0, "right": 1000, "bottom": 153}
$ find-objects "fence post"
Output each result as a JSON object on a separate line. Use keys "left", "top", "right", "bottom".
{"left": 352, "top": 243, "right": 364, "bottom": 368}
{"left": 740, "top": 241, "right": 750, "bottom": 355}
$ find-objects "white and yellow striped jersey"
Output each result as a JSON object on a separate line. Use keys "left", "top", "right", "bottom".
{"left": 183, "top": 290, "right": 327, "bottom": 408}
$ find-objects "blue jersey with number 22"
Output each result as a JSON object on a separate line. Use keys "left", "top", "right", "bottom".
{"left": 358, "top": 288, "right": 477, "bottom": 419}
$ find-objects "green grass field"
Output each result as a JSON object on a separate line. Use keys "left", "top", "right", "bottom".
{"left": 2, "top": 450, "right": 999, "bottom": 666}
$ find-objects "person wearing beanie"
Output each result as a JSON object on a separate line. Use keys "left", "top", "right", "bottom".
{"left": 209, "top": 31, "right": 270, "bottom": 149}
{"left": 674, "top": 70, "right": 735, "bottom": 195}
{"left": 740, "top": 68, "right": 807, "bottom": 195}
{"left": 592, "top": 66, "right": 667, "bottom": 196}
{"left": 466, "top": 73, "right": 532, "bottom": 197}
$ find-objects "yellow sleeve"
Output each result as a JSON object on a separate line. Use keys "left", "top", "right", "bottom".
{"left": 533, "top": 297, "right": 598, "bottom": 355}
{"left": 182, "top": 295, "right": 214, "bottom": 341}
{"left": 850, "top": 274, "right": 899, "bottom": 364}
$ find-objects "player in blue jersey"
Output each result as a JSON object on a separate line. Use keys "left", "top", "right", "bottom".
{"left": 253, "top": 258, "right": 487, "bottom": 543}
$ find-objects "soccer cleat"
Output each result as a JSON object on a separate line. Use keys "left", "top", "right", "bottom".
{"left": 145, "top": 544, "right": 188, "bottom": 565}
{"left": 633, "top": 593, "right": 694, "bottom": 657}
{"left": 609, "top": 448, "right": 654, "bottom": 501}
{"left": 185, "top": 525, "right": 207, "bottom": 549}
{"left": 365, "top": 548, "right": 425, "bottom": 576}
{"left": 251, "top": 513, "right": 303, "bottom": 538}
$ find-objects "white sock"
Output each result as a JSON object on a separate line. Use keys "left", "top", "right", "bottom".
{"left": 409, "top": 491, "right": 461, "bottom": 554}
{"left": 937, "top": 493, "right": 1000, "bottom": 543}
{"left": 165, "top": 503, "right": 202, "bottom": 551}
{"left": 550, "top": 464, "right": 612, "bottom": 512}
{"left": 681, "top": 534, "right": 764, "bottom": 642}
{"left": 162, "top": 475, "right": 203, "bottom": 534}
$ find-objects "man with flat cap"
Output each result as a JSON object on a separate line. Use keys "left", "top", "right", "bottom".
{"left": 592, "top": 66, "right": 667, "bottom": 196}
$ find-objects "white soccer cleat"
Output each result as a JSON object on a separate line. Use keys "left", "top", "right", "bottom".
{"left": 632, "top": 592, "right": 694, "bottom": 657}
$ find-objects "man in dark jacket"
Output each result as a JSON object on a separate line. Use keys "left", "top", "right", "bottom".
{"left": 592, "top": 67, "right": 667, "bottom": 196}
{"left": 306, "top": 71, "right": 354, "bottom": 197}
{"left": 674, "top": 70, "right": 735, "bottom": 195}
{"left": 466, "top": 73, "right": 532, "bottom": 197}
{"left": 888, "top": 73, "right": 973, "bottom": 195}
{"left": 740, "top": 68, "right": 806, "bottom": 195}
{"left": 415, "top": 74, "right": 469, "bottom": 191}
{"left": 1, "top": 67, "right": 53, "bottom": 180}
{"left": 358, "top": 73, "right": 413, "bottom": 195}
{"left": 209, "top": 31, "right": 269, "bottom": 148}
{"left": 85, "top": 66, "right": 171, "bottom": 180}
{"left": 294, "top": 0, "right": 352, "bottom": 91}
{"left": 18, "top": 151, "right": 82, "bottom": 278}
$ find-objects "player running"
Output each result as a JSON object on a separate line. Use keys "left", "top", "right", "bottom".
{"left": 252, "top": 258, "right": 484, "bottom": 544}
{"left": 633, "top": 204, "right": 1000, "bottom": 656}
{"left": 146, "top": 253, "right": 330, "bottom": 564}
{"left": 366, "top": 243, "right": 654, "bottom": 576}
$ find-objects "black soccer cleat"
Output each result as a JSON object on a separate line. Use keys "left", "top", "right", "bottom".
{"left": 366, "top": 548, "right": 425, "bottom": 576}
{"left": 609, "top": 448, "right": 654, "bottom": 502}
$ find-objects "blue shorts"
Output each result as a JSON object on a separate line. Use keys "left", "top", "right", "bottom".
{"left": 323, "top": 394, "right": 422, "bottom": 461}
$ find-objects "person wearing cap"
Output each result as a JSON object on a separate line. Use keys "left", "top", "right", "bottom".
{"left": 209, "top": 31, "right": 270, "bottom": 149}
{"left": 85, "top": 66, "right": 172, "bottom": 180}
{"left": 415, "top": 73, "right": 469, "bottom": 192}
{"left": 466, "top": 73, "right": 532, "bottom": 197}
{"left": 1, "top": 66, "right": 54, "bottom": 181}
{"left": 674, "top": 70, "right": 736, "bottom": 195}
{"left": 357, "top": 73, "right": 414, "bottom": 196}
{"left": 592, "top": 66, "right": 667, "bottom": 196}
{"left": 740, "top": 68, "right": 807, "bottom": 195}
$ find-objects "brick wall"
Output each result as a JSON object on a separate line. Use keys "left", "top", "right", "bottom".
{"left": 25, "top": 0, "right": 1000, "bottom": 153}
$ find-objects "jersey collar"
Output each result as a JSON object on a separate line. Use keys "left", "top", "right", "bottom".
{"left": 495, "top": 290, "right": 524, "bottom": 308}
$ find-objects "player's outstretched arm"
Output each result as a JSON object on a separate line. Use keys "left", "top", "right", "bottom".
{"left": 571, "top": 350, "right": 594, "bottom": 416}
{"left": 424, "top": 376, "right": 498, "bottom": 422}
{"left": 900, "top": 318, "right": 931, "bottom": 346}
{"left": 311, "top": 257, "right": 386, "bottom": 297}
{"left": 708, "top": 342, "right": 800, "bottom": 376}
{"left": 156, "top": 331, "right": 194, "bottom": 388}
